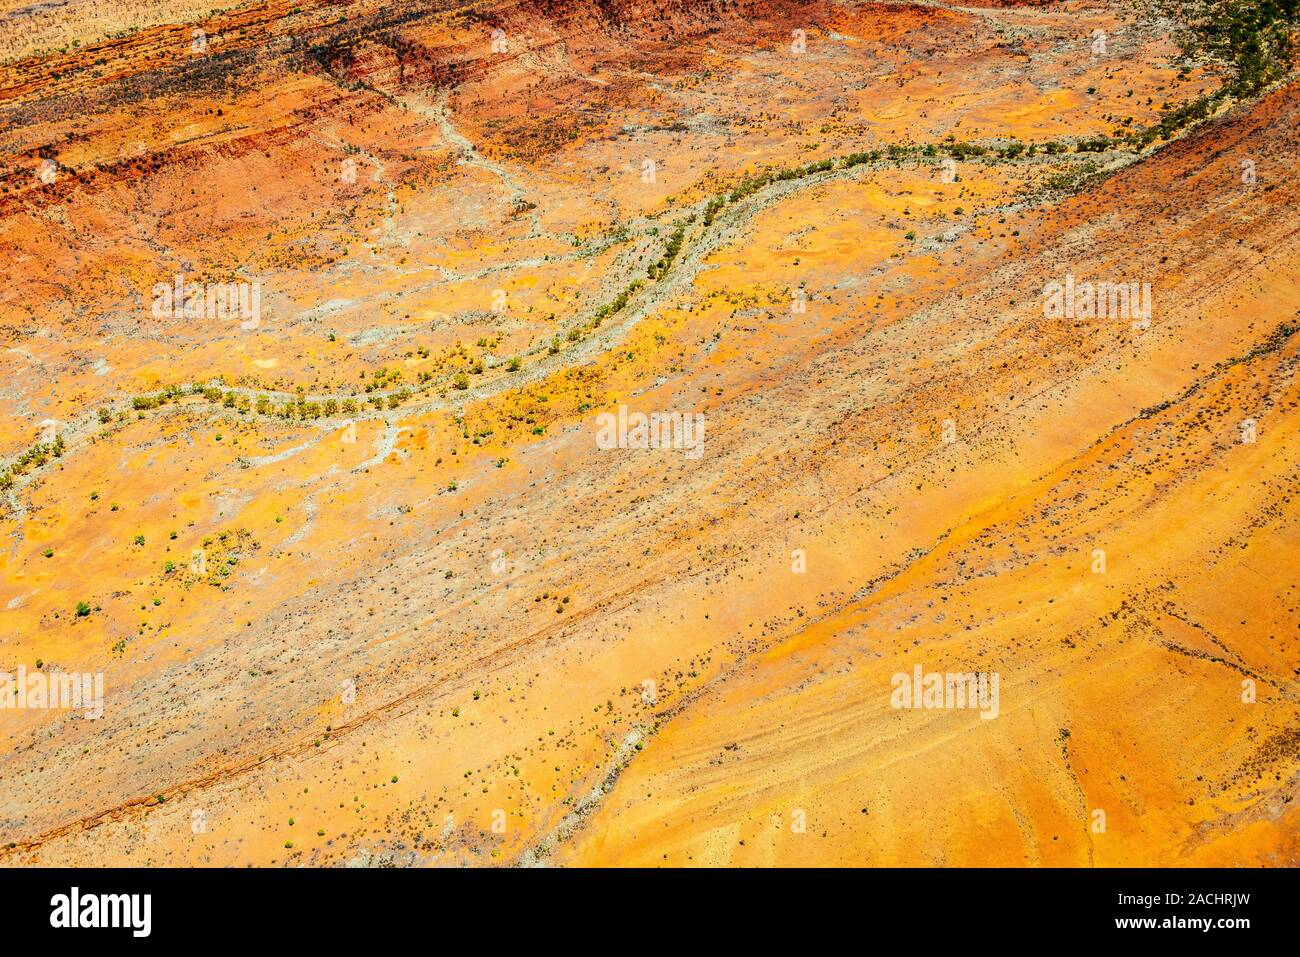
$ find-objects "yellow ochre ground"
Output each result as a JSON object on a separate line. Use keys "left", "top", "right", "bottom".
{"left": 0, "top": 0, "right": 1296, "bottom": 866}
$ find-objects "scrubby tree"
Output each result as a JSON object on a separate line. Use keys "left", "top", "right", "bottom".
{"left": 1165, "top": 0, "right": 1299, "bottom": 94}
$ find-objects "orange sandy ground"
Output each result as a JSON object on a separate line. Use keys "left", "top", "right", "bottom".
{"left": 0, "top": 0, "right": 1295, "bottom": 866}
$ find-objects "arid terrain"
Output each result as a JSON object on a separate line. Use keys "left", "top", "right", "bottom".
{"left": 1, "top": 0, "right": 1297, "bottom": 866}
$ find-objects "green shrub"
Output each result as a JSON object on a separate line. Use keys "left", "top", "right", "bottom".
{"left": 1165, "top": 0, "right": 1300, "bottom": 95}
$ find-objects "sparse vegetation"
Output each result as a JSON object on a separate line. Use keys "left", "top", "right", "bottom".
{"left": 1164, "top": 0, "right": 1300, "bottom": 95}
